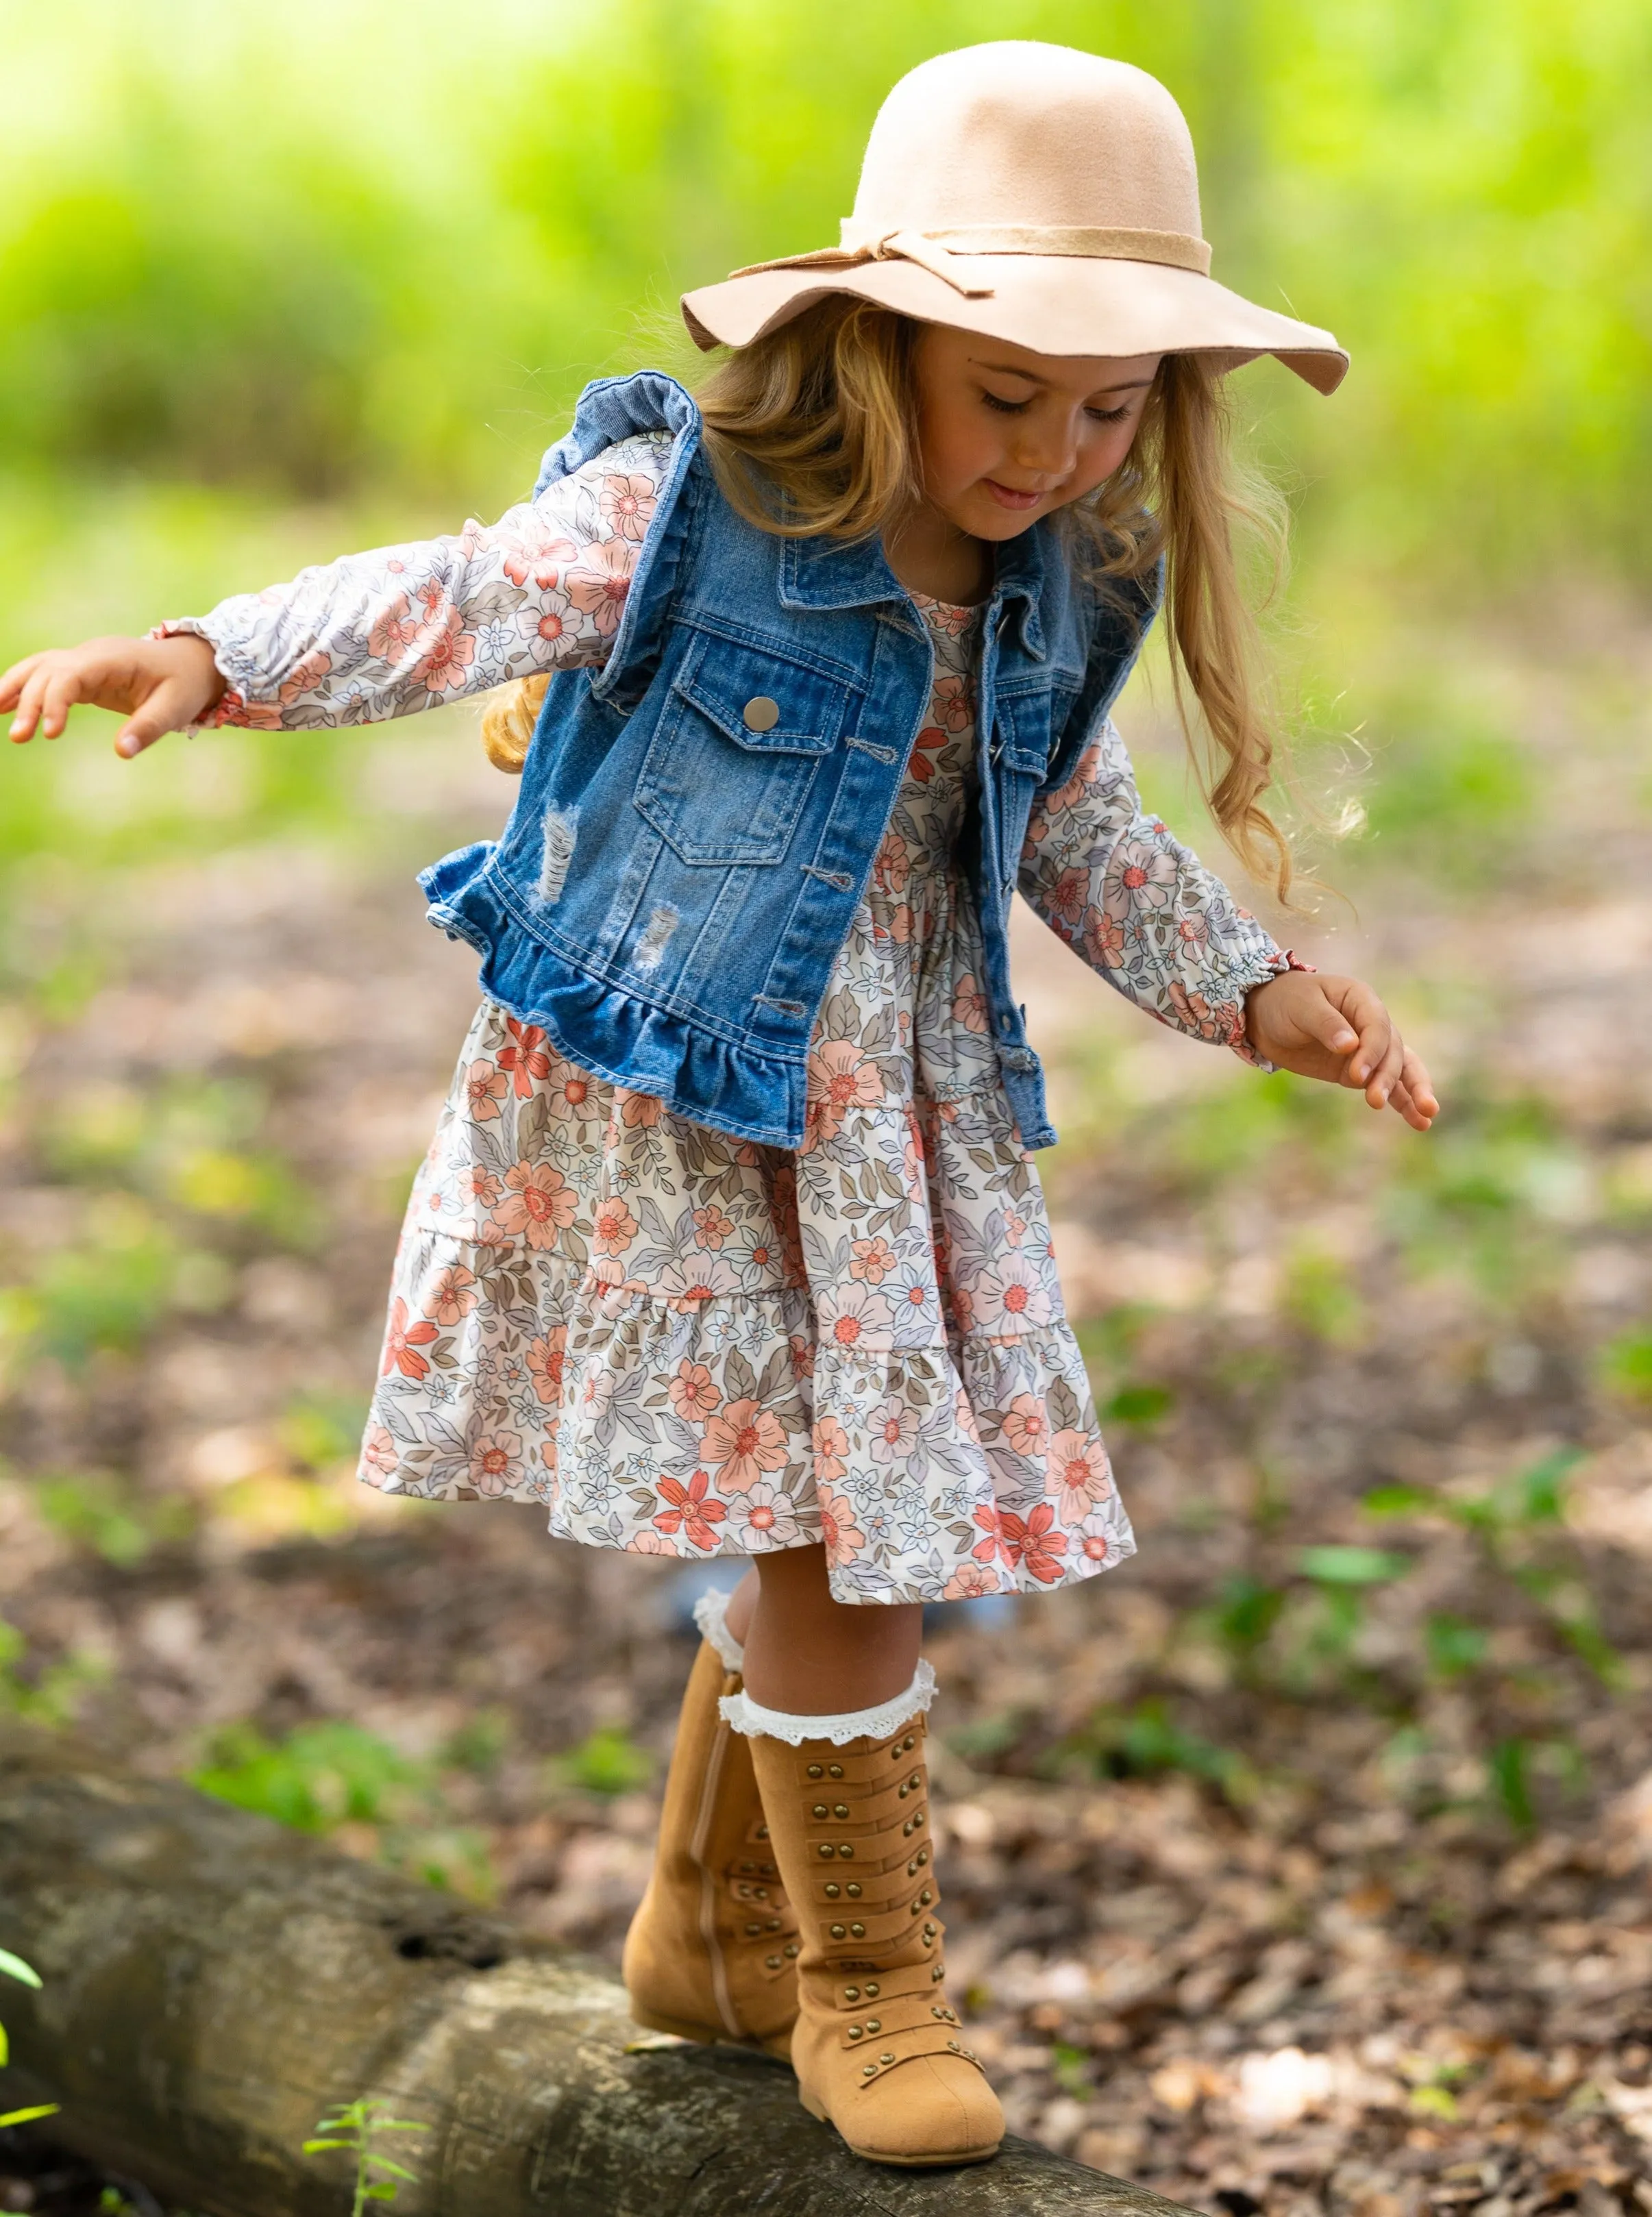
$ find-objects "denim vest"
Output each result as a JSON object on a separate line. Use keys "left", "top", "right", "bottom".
{"left": 420, "top": 371, "right": 1157, "bottom": 1151}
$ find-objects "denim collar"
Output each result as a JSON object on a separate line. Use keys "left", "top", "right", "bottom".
{"left": 779, "top": 523, "right": 1048, "bottom": 660}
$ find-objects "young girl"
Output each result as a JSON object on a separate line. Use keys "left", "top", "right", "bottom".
{"left": 4, "top": 43, "right": 1435, "bottom": 2170}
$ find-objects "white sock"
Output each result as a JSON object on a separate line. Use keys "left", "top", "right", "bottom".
{"left": 693, "top": 1587, "right": 745, "bottom": 1672}
{"left": 719, "top": 1661, "right": 936, "bottom": 1748}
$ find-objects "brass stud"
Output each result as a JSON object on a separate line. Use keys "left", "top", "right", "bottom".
{"left": 824, "top": 1883, "right": 840, "bottom": 1898}
{"left": 756, "top": 1823, "right": 769, "bottom": 1840}
{"left": 837, "top": 1844, "right": 854, "bottom": 1859}
{"left": 828, "top": 1763, "right": 843, "bottom": 1779}
{"left": 880, "top": 2051, "right": 896, "bottom": 2064}
{"left": 948, "top": 2039, "right": 961, "bottom": 2053}
{"left": 898, "top": 1784, "right": 909, "bottom": 1800}
{"left": 812, "top": 1804, "right": 829, "bottom": 1818}
{"left": 738, "top": 1860, "right": 754, "bottom": 1874}
{"left": 817, "top": 1845, "right": 834, "bottom": 1860}
{"left": 921, "top": 1889, "right": 933, "bottom": 1906}
{"left": 784, "top": 1943, "right": 800, "bottom": 1959}
{"left": 765, "top": 1954, "right": 781, "bottom": 1968}
{"left": 890, "top": 1746, "right": 903, "bottom": 1762}
{"left": 902, "top": 1735, "right": 914, "bottom": 1751}
{"left": 933, "top": 2006, "right": 946, "bottom": 2019}
{"left": 848, "top": 2025, "right": 864, "bottom": 2041}
{"left": 911, "top": 1902, "right": 923, "bottom": 1918}
{"left": 863, "top": 1983, "right": 880, "bottom": 1998}
{"left": 850, "top": 1922, "right": 865, "bottom": 1937}
{"left": 909, "top": 1773, "right": 920, "bottom": 1790}
{"left": 833, "top": 1804, "right": 849, "bottom": 1819}
{"left": 917, "top": 1848, "right": 929, "bottom": 1866}
{"left": 806, "top": 1763, "right": 824, "bottom": 1779}
{"left": 930, "top": 1966, "right": 944, "bottom": 1981}
{"left": 753, "top": 1886, "right": 769, "bottom": 1900}
{"left": 902, "top": 1819, "right": 913, "bottom": 1836}
{"left": 907, "top": 1859, "right": 918, "bottom": 1877}
{"left": 865, "top": 2018, "right": 881, "bottom": 2033}
{"left": 862, "top": 2064, "right": 876, "bottom": 2077}
{"left": 830, "top": 1923, "right": 846, "bottom": 1940}
{"left": 922, "top": 1932, "right": 935, "bottom": 1947}
{"left": 765, "top": 1918, "right": 781, "bottom": 1931}
{"left": 846, "top": 1883, "right": 861, "bottom": 1898}
{"left": 843, "top": 1985, "right": 861, "bottom": 2000}
{"left": 913, "top": 1809, "right": 924, "bottom": 1827}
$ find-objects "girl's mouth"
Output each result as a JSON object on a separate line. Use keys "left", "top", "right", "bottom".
{"left": 982, "top": 479, "right": 1046, "bottom": 511}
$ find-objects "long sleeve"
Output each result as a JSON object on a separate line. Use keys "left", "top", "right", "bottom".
{"left": 1018, "top": 716, "right": 1292, "bottom": 1064}
{"left": 153, "top": 431, "right": 673, "bottom": 730}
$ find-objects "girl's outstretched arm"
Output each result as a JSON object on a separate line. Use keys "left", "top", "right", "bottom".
{"left": 1018, "top": 716, "right": 1438, "bottom": 1129}
{"left": 3, "top": 431, "right": 671, "bottom": 756}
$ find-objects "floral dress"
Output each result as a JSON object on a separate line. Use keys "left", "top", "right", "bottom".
{"left": 164, "top": 431, "right": 1292, "bottom": 1605}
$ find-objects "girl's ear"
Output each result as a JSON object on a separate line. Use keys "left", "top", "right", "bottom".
{"left": 480, "top": 675, "right": 550, "bottom": 773}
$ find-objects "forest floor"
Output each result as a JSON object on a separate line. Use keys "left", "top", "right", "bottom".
{"left": 2, "top": 682, "right": 1652, "bottom": 2216}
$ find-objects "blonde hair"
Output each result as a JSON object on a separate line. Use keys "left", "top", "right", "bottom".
{"left": 480, "top": 299, "right": 1293, "bottom": 904}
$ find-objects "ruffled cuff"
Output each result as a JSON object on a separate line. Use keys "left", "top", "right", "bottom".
{"left": 148, "top": 619, "right": 267, "bottom": 732}
{"left": 719, "top": 1661, "right": 936, "bottom": 1746}
{"left": 1228, "top": 947, "right": 1316, "bottom": 1072}
{"left": 693, "top": 1587, "right": 746, "bottom": 1672}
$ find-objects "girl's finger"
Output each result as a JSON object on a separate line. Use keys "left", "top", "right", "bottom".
{"left": 8, "top": 669, "right": 52, "bottom": 744}
{"left": 1401, "top": 1046, "right": 1440, "bottom": 1121}
{"left": 0, "top": 654, "right": 45, "bottom": 715}
{"left": 1292, "top": 984, "right": 1361, "bottom": 1056}
{"left": 1340, "top": 989, "right": 1391, "bottom": 1086}
{"left": 1387, "top": 1077, "right": 1429, "bottom": 1132}
{"left": 38, "top": 669, "right": 86, "bottom": 741}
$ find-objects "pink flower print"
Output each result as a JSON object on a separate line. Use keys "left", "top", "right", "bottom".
{"left": 491, "top": 1161, "right": 578, "bottom": 1250}
{"left": 382, "top": 1297, "right": 439, "bottom": 1380}
{"left": 872, "top": 831, "right": 911, "bottom": 895}
{"left": 971, "top": 1502, "right": 1012, "bottom": 1568}
{"left": 1001, "top": 1394, "right": 1051, "bottom": 1460}
{"left": 930, "top": 672, "right": 972, "bottom": 734}
{"left": 668, "top": 1361, "right": 719, "bottom": 1422}
{"left": 902, "top": 1110, "right": 926, "bottom": 1203}
{"left": 500, "top": 523, "right": 576, "bottom": 591}
{"left": 627, "top": 1531, "right": 676, "bottom": 1556}
{"left": 815, "top": 1481, "right": 865, "bottom": 1564}
{"left": 470, "top": 1430, "right": 523, "bottom": 1495}
{"left": 728, "top": 1483, "right": 802, "bottom": 1550}
{"left": 360, "top": 1424, "right": 397, "bottom": 1478}
{"left": 591, "top": 1197, "right": 638, "bottom": 1255}
{"left": 1074, "top": 1513, "right": 1120, "bottom": 1568}
{"left": 652, "top": 1468, "right": 726, "bottom": 1551}
{"left": 527, "top": 1329, "right": 567, "bottom": 1405}
{"left": 802, "top": 1039, "right": 883, "bottom": 1150}
{"left": 1001, "top": 1502, "right": 1068, "bottom": 1583}
{"left": 943, "top": 1561, "right": 1004, "bottom": 1600}
{"left": 658, "top": 1254, "right": 740, "bottom": 1305}
{"left": 497, "top": 1017, "right": 552, "bottom": 1097}
{"left": 536, "top": 599, "right": 572, "bottom": 649}
{"left": 578, "top": 1367, "right": 615, "bottom": 1420}
{"left": 424, "top": 1263, "right": 478, "bottom": 1327}
{"left": 700, "top": 1398, "right": 789, "bottom": 1493}
{"left": 848, "top": 1236, "right": 896, "bottom": 1285}
{"left": 410, "top": 604, "right": 476, "bottom": 694}
{"left": 819, "top": 1282, "right": 894, "bottom": 1354}
{"left": 566, "top": 536, "right": 636, "bottom": 635}
{"left": 692, "top": 1204, "right": 735, "bottom": 1251}
{"left": 907, "top": 724, "right": 948, "bottom": 784}
{"left": 812, "top": 1415, "right": 848, "bottom": 1486}
{"left": 1045, "top": 741, "right": 1104, "bottom": 815}
{"left": 1110, "top": 835, "right": 1178, "bottom": 914}
{"left": 1045, "top": 1431, "right": 1113, "bottom": 1524}
{"left": 599, "top": 471, "right": 658, "bottom": 543}
{"left": 463, "top": 1058, "right": 508, "bottom": 1122}
{"left": 1046, "top": 866, "right": 1088, "bottom": 930}
{"left": 277, "top": 648, "right": 333, "bottom": 706}
{"left": 887, "top": 902, "right": 915, "bottom": 946}
{"left": 950, "top": 974, "right": 990, "bottom": 1035}
{"left": 367, "top": 593, "right": 419, "bottom": 661}
{"left": 788, "top": 1332, "right": 816, "bottom": 1382}
{"left": 869, "top": 1398, "right": 917, "bottom": 1465}
{"left": 616, "top": 1088, "right": 664, "bottom": 1130}
{"left": 1083, "top": 910, "right": 1126, "bottom": 969}
{"left": 546, "top": 1069, "right": 593, "bottom": 1117}
{"left": 952, "top": 1385, "right": 983, "bottom": 1446}
{"left": 978, "top": 1255, "right": 1052, "bottom": 1331}
{"left": 1166, "top": 981, "right": 1236, "bottom": 1045}
{"left": 1175, "top": 910, "right": 1211, "bottom": 958}
{"left": 462, "top": 1165, "right": 502, "bottom": 1209}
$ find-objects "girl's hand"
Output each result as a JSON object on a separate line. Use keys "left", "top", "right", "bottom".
{"left": 2, "top": 634, "right": 227, "bottom": 758}
{"left": 1245, "top": 969, "right": 1439, "bottom": 1131}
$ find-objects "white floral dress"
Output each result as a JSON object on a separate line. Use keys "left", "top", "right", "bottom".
{"left": 164, "top": 430, "right": 1292, "bottom": 1605}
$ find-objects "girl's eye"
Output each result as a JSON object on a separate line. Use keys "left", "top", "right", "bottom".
{"left": 1085, "top": 403, "right": 1132, "bottom": 424}
{"left": 981, "top": 391, "right": 1031, "bottom": 414}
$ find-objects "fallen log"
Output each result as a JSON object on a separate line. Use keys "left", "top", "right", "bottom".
{"left": 0, "top": 1720, "right": 1200, "bottom": 2217}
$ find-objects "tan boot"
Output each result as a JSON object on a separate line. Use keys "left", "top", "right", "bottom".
{"left": 730, "top": 1668, "right": 1004, "bottom": 2168}
{"left": 621, "top": 1591, "right": 798, "bottom": 2058}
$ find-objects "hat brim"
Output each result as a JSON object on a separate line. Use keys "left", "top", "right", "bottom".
{"left": 681, "top": 253, "right": 1347, "bottom": 395}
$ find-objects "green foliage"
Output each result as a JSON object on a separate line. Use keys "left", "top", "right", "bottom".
{"left": 0, "top": 1614, "right": 108, "bottom": 1727}
{"left": 31, "top": 1469, "right": 194, "bottom": 1565}
{"left": 304, "top": 2098, "right": 429, "bottom": 2217}
{"left": 1045, "top": 1696, "right": 1255, "bottom": 1806}
{"left": 1600, "top": 1329, "right": 1652, "bottom": 1403}
{"left": 0, "top": 1948, "right": 60, "bottom": 2129}
{"left": 546, "top": 1724, "right": 656, "bottom": 1799}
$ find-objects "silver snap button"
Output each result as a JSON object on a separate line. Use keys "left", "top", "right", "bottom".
{"left": 742, "top": 695, "right": 780, "bottom": 732}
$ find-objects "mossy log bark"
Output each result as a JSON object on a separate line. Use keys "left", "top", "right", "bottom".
{"left": 0, "top": 1721, "right": 1201, "bottom": 2217}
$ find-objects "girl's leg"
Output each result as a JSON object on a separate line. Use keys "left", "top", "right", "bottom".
{"left": 735, "top": 1544, "right": 922, "bottom": 1713}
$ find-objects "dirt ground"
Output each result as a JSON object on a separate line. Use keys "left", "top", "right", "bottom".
{"left": 2, "top": 693, "right": 1651, "bottom": 2216}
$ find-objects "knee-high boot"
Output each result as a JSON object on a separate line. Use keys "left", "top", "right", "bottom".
{"left": 620, "top": 1590, "right": 799, "bottom": 2057}
{"left": 725, "top": 1664, "right": 1003, "bottom": 2166}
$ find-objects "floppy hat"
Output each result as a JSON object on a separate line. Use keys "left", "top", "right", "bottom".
{"left": 681, "top": 42, "right": 1347, "bottom": 394}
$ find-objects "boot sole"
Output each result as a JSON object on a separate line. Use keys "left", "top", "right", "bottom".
{"left": 799, "top": 2090, "right": 1001, "bottom": 2166}
{"left": 628, "top": 2003, "right": 794, "bottom": 2064}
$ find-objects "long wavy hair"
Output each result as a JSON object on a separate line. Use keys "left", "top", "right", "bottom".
{"left": 480, "top": 297, "right": 1294, "bottom": 902}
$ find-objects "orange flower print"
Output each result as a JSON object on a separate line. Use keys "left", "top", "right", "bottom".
{"left": 367, "top": 593, "right": 418, "bottom": 660}
{"left": 424, "top": 1263, "right": 478, "bottom": 1326}
{"left": 952, "top": 1385, "right": 983, "bottom": 1447}
{"left": 1111, "top": 836, "right": 1178, "bottom": 914}
{"left": 950, "top": 974, "right": 990, "bottom": 1034}
{"left": 970, "top": 1502, "right": 1012, "bottom": 1568}
{"left": 692, "top": 1204, "right": 735, "bottom": 1250}
{"left": 360, "top": 1424, "right": 397, "bottom": 1478}
{"left": 1045, "top": 741, "right": 1103, "bottom": 816}
{"left": 652, "top": 1468, "right": 726, "bottom": 1551}
{"left": 1045, "top": 1432, "right": 1113, "bottom": 1524}
{"left": 872, "top": 831, "right": 911, "bottom": 896}
{"left": 788, "top": 1332, "right": 816, "bottom": 1381}
{"left": 1002, "top": 1394, "right": 1051, "bottom": 1460}
{"left": 626, "top": 1531, "right": 675, "bottom": 1556}
{"left": 667, "top": 1361, "right": 719, "bottom": 1422}
{"left": 566, "top": 536, "right": 636, "bottom": 635}
{"left": 728, "top": 1483, "right": 802, "bottom": 1550}
{"left": 1046, "top": 866, "right": 1088, "bottom": 930}
{"left": 1001, "top": 1502, "right": 1068, "bottom": 1583}
{"left": 537, "top": 602, "right": 571, "bottom": 648}
{"left": 942, "top": 1561, "right": 1004, "bottom": 1600}
{"left": 598, "top": 472, "right": 658, "bottom": 542}
{"left": 491, "top": 1161, "right": 578, "bottom": 1250}
{"left": 1083, "top": 911, "right": 1126, "bottom": 969}
{"left": 497, "top": 1018, "right": 552, "bottom": 1097}
{"left": 527, "top": 1328, "right": 567, "bottom": 1405}
{"left": 820, "top": 1283, "right": 894, "bottom": 1353}
{"left": 463, "top": 1058, "right": 508, "bottom": 1122}
{"left": 802, "top": 1039, "right": 882, "bottom": 1149}
{"left": 617, "top": 1089, "right": 664, "bottom": 1130}
{"left": 278, "top": 648, "right": 333, "bottom": 706}
{"left": 591, "top": 1196, "right": 639, "bottom": 1254}
{"left": 813, "top": 1415, "right": 849, "bottom": 1487}
{"left": 547, "top": 1069, "right": 592, "bottom": 1117}
{"left": 469, "top": 1430, "right": 523, "bottom": 1496}
{"left": 907, "top": 724, "right": 948, "bottom": 784}
{"left": 410, "top": 601, "right": 477, "bottom": 694}
{"left": 382, "top": 1298, "right": 439, "bottom": 1380}
{"left": 815, "top": 1481, "right": 865, "bottom": 1563}
{"left": 461, "top": 1164, "right": 502, "bottom": 1209}
{"left": 1175, "top": 911, "right": 1211, "bottom": 958}
{"left": 930, "top": 671, "right": 972, "bottom": 734}
{"left": 499, "top": 523, "right": 576, "bottom": 591}
{"left": 848, "top": 1236, "right": 896, "bottom": 1284}
{"left": 700, "top": 1398, "right": 789, "bottom": 1492}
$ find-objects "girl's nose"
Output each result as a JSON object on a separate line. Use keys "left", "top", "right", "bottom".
{"left": 1012, "top": 416, "right": 1079, "bottom": 482}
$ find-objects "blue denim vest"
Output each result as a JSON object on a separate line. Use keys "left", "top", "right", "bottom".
{"left": 420, "top": 371, "right": 1157, "bottom": 1151}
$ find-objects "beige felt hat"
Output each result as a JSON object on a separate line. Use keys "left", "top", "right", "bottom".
{"left": 681, "top": 42, "right": 1347, "bottom": 395}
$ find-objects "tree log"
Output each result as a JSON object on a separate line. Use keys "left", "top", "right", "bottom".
{"left": 0, "top": 1722, "right": 1200, "bottom": 2217}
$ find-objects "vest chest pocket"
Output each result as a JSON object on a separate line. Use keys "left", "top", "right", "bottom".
{"left": 634, "top": 636, "right": 852, "bottom": 867}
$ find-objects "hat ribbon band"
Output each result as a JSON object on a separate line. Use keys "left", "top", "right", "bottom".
{"left": 727, "top": 224, "right": 1212, "bottom": 298}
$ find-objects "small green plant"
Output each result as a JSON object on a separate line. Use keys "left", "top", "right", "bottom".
{"left": 1044, "top": 1697, "right": 1255, "bottom": 1806}
{"left": 0, "top": 1947, "right": 60, "bottom": 2129}
{"left": 304, "top": 2098, "right": 429, "bottom": 2215}
{"left": 0, "top": 1615, "right": 109, "bottom": 1728}
{"left": 546, "top": 1724, "right": 654, "bottom": 1798}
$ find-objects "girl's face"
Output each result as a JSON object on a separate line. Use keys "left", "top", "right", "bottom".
{"left": 911, "top": 325, "right": 1161, "bottom": 543}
